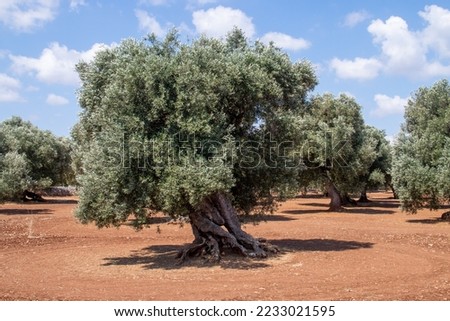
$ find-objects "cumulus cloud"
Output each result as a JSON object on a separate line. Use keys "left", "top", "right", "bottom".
{"left": 135, "top": 9, "right": 166, "bottom": 37}
{"left": 260, "top": 32, "right": 310, "bottom": 51}
{"left": 46, "top": 93, "right": 69, "bottom": 105}
{"left": 368, "top": 12, "right": 450, "bottom": 78}
{"left": 9, "top": 42, "right": 112, "bottom": 86}
{"left": 69, "top": 0, "right": 86, "bottom": 10}
{"left": 0, "top": 0, "right": 59, "bottom": 32}
{"left": 372, "top": 94, "right": 409, "bottom": 117}
{"left": 419, "top": 5, "right": 450, "bottom": 59}
{"left": 330, "top": 57, "right": 382, "bottom": 80}
{"left": 0, "top": 73, "right": 23, "bottom": 102}
{"left": 368, "top": 16, "right": 427, "bottom": 75}
{"left": 192, "top": 6, "right": 255, "bottom": 38}
{"left": 344, "top": 10, "right": 370, "bottom": 27}
{"left": 332, "top": 5, "right": 450, "bottom": 80}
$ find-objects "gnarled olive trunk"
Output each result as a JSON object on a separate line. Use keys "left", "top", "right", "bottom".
{"left": 326, "top": 180, "right": 343, "bottom": 211}
{"left": 385, "top": 174, "right": 398, "bottom": 199}
{"left": 177, "top": 192, "right": 278, "bottom": 263}
{"left": 358, "top": 187, "right": 370, "bottom": 203}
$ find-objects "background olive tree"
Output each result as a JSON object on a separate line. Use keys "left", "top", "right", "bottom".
{"left": 289, "top": 93, "right": 370, "bottom": 210}
{"left": 0, "top": 116, "right": 74, "bottom": 201}
{"left": 393, "top": 79, "right": 450, "bottom": 214}
{"left": 357, "top": 125, "right": 392, "bottom": 202}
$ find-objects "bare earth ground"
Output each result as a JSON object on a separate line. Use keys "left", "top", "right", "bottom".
{"left": 1, "top": 192, "right": 449, "bottom": 301}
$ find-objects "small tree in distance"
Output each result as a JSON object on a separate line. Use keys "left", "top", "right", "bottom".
{"left": 291, "top": 93, "right": 367, "bottom": 211}
{"left": 73, "top": 29, "right": 318, "bottom": 262}
{"left": 357, "top": 126, "right": 392, "bottom": 203}
{"left": 0, "top": 116, "right": 74, "bottom": 201}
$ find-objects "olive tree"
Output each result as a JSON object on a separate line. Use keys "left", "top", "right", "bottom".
{"left": 393, "top": 79, "right": 450, "bottom": 213}
{"left": 72, "top": 30, "right": 317, "bottom": 262}
{"left": 357, "top": 126, "right": 392, "bottom": 202}
{"left": 291, "top": 93, "right": 367, "bottom": 211}
{"left": 0, "top": 116, "right": 74, "bottom": 201}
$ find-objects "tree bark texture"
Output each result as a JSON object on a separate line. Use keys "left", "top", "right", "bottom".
{"left": 357, "top": 186, "right": 370, "bottom": 203}
{"left": 325, "top": 180, "right": 343, "bottom": 211}
{"left": 177, "top": 192, "right": 278, "bottom": 263}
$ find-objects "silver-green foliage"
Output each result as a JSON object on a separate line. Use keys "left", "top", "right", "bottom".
{"left": 0, "top": 116, "right": 74, "bottom": 200}
{"left": 291, "top": 93, "right": 367, "bottom": 194}
{"left": 361, "top": 125, "right": 392, "bottom": 189}
{"left": 393, "top": 79, "right": 450, "bottom": 212}
{"left": 73, "top": 29, "right": 317, "bottom": 228}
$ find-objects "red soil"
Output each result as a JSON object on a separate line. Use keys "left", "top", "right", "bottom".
{"left": 1, "top": 192, "right": 449, "bottom": 300}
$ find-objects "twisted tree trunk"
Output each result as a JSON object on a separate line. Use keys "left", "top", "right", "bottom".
{"left": 177, "top": 192, "right": 278, "bottom": 263}
{"left": 326, "top": 180, "right": 343, "bottom": 211}
{"left": 358, "top": 186, "right": 370, "bottom": 203}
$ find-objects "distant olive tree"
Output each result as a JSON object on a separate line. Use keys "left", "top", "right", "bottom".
{"left": 0, "top": 116, "right": 74, "bottom": 201}
{"left": 393, "top": 79, "right": 450, "bottom": 213}
{"left": 291, "top": 93, "right": 368, "bottom": 210}
{"left": 72, "top": 29, "right": 317, "bottom": 262}
{"left": 357, "top": 126, "right": 392, "bottom": 202}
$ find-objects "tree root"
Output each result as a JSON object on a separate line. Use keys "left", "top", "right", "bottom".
{"left": 176, "top": 192, "right": 279, "bottom": 264}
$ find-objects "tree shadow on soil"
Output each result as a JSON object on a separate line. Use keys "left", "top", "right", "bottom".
{"left": 343, "top": 208, "right": 396, "bottom": 215}
{"left": 301, "top": 202, "right": 330, "bottom": 208}
{"left": 102, "top": 238, "right": 374, "bottom": 270}
{"left": 271, "top": 239, "right": 374, "bottom": 252}
{"left": 359, "top": 200, "right": 400, "bottom": 209}
{"left": 283, "top": 200, "right": 397, "bottom": 215}
{"left": 282, "top": 208, "right": 395, "bottom": 215}
{"left": 240, "top": 214, "right": 296, "bottom": 223}
{"left": 0, "top": 208, "right": 53, "bottom": 215}
{"left": 102, "top": 244, "right": 272, "bottom": 270}
{"left": 43, "top": 199, "right": 78, "bottom": 205}
{"left": 282, "top": 209, "right": 329, "bottom": 215}
{"left": 406, "top": 218, "right": 450, "bottom": 225}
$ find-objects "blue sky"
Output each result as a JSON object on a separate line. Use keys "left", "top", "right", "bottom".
{"left": 1, "top": 0, "right": 450, "bottom": 140}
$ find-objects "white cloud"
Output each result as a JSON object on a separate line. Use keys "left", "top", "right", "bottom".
{"left": 372, "top": 94, "right": 409, "bottom": 117}
{"left": 0, "top": 0, "right": 59, "bottom": 32}
{"left": 419, "top": 5, "right": 450, "bottom": 59}
{"left": 70, "top": 0, "right": 86, "bottom": 10}
{"left": 46, "top": 93, "right": 69, "bottom": 105}
{"left": 135, "top": 9, "right": 166, "bottom": 37}
{"left": 139, "top": 0, "right": 169, "bottom": 5}
{"left": 330, "top": 57, "right": 382, "bottom": 80}
{"left": 368, "top": 6, "right": 450, "bottom": 78}
{"left": 332, "top": 5, "right": 450, "bottom": 80}
{"left": 368, "top": 16, "right": 427, "bottom": 75}
{"left": 0, "top": 73, "right": 23, "bottom": 102}
{"left": 192, "top": 6, "right": 255, "bottom": 38}
{"left": 260, "top": 32, "right": 310, "bottom": 51}
{"left": 344, "top": 10, "right": 370, "bottom": 27}
{"left": 10, "top": 42, "right": 112, "bottom": 86}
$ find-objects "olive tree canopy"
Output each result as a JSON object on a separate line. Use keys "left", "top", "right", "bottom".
{"left": 289, "top": 93, "right": 367, "bottom": 210}
{"left": 0, "top": 116, "right": 73, "bottom": 201}
{"left": 73, "top": 30, "right": 317, "bottom": 262}
{"left": 393, "top": 79, "right": 450, "bottom": 213}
